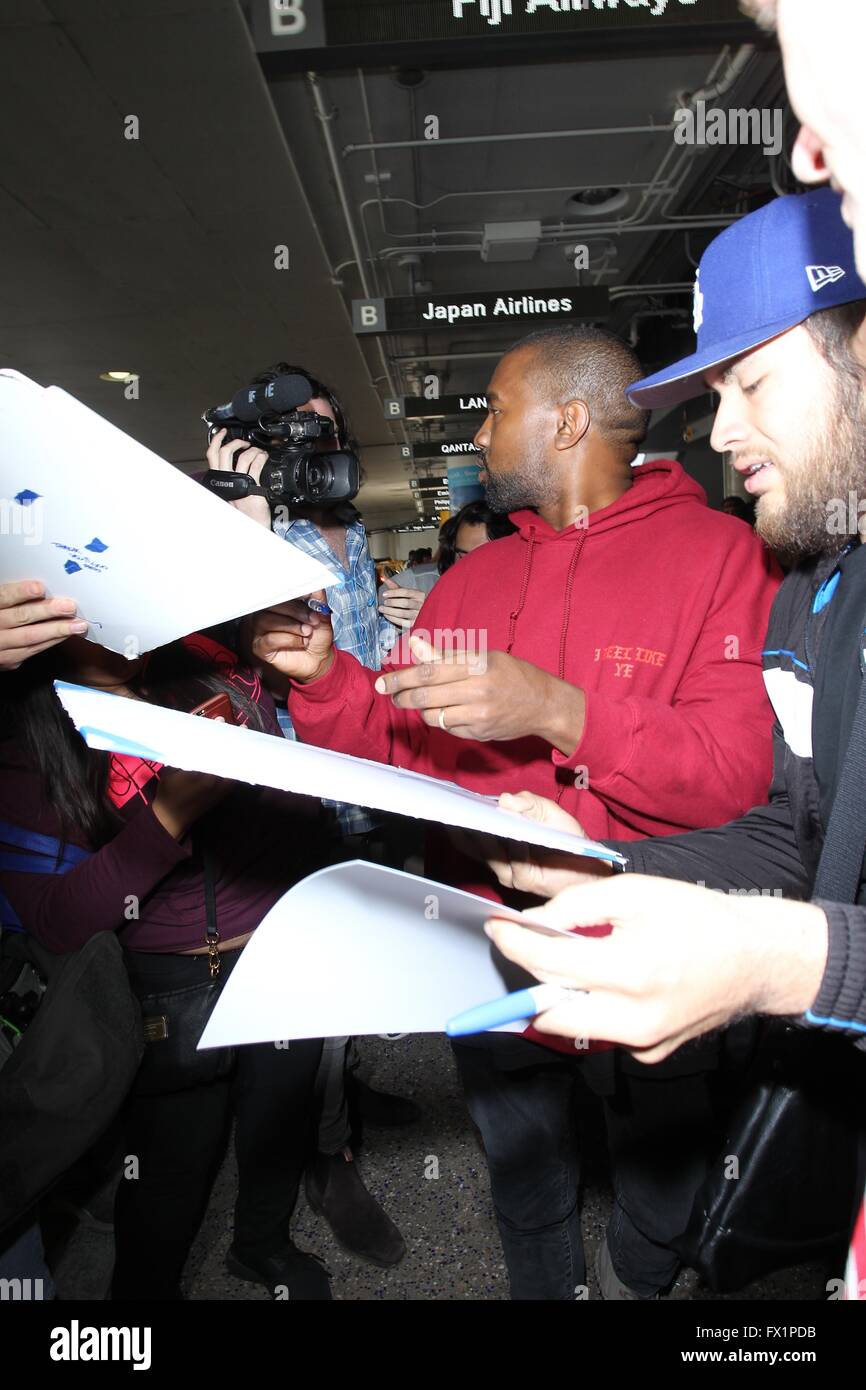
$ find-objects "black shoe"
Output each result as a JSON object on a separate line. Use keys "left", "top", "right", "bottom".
{"left": 226, "top": 1242, "right": 332, "bottom": 1300}
{"left": 305, "top": 1149, "right": 406, "bottom": 1267}
{"left": 348, "top": 1075, "right": 422, "bottom": 1128}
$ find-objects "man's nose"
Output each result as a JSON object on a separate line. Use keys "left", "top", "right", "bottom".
{"left": 709, "top": 392, "right": 748, "bottom": 455}
{"left": 473, "top": 416, "right": 490, "bottom": 452}
{"left": 791, "top": 124, "right": 830, "bottom": 185}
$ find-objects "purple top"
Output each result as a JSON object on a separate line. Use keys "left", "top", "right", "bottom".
{"left": 0, "top": 699, "right": 321, "bottom": 956}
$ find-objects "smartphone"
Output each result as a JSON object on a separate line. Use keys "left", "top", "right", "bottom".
{"left": 189, "top": 692, "right": 235, "bottom": 724}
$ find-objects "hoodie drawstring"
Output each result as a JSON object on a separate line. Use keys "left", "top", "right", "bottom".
{"left": 505, "top": 532, "right": 537, "bottom": 654}
{"left": 557, "top": 530, "right": 585, "bottom": 681}
{"left": 506, "top": 526, "right": 587, "bottom": 669}
{"left": 551, "top": 531, "right": 587, "bottom": 805}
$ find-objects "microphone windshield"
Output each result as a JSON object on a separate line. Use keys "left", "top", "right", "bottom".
{"left": 231, "top": 374, "right": 312, "bottom": 422}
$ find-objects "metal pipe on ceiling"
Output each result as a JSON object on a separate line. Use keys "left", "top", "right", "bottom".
{"left": 347, "top": 46, "right": 752, "bottom": 438}
{"left": 378, "top": 243, "right": 481, "bottom": 258}
{"left": 374, "top": 219, "right": 736, "bottom": 260}
{"left": 355, "top": 68, "right": 385, "bottom": 300}
{"left": 343, "top": 123, "right": 674, "bottom": 157}
{"left": 616, "top": 46, "right": 745, "bottom": 231}
{"left": 349, "top": 45, "right": 751, "bottom": 325}
{"left": 609, "top": 284, "right": 693, "bottom": 298}
{"left": 655, "top": 46, "right": 761, "bottom": 227}
{"left": 307, "top": 70, "right": 407, "bottom": 445}
{"left": 580, "top": 43, "right": 756, "bottom": 276}
{"left": 357, "top": 182, "right": 675, "bottom": 247}
{"left": 308, "top": 75, "right": 373, "bottom": 295}
{"left": 346, "top": 45, "right": 755, "bottom": 309}
{"left": 391, "top": 352, "right": 503, "bottom": 363}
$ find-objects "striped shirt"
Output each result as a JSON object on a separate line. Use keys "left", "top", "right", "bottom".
{"left": 273, "top": 515, "right": 397, "bottom": 837}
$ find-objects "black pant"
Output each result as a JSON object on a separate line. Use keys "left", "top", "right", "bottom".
{"left": 454, "top": 1036, "right": 715, "bottom": 1300}
{"left": 112, "top": 950, "right": 322, "bottom": 1300}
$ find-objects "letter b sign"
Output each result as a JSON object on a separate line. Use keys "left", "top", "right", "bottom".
{"left": 353, "top": 298, "right": 386, "bottom": 333}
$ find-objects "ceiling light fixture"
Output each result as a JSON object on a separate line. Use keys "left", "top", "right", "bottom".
{"left": 99, "top": 371, "right": 139, "bottom": 384}
{"left": 565, "top": 187, "right": 629, "bottom": 218}
{"left": 391, "top": 67, "right": 427, "bottom": 89}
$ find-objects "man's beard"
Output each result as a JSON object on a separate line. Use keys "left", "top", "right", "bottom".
{"left": 481, "top": 440, "right": 557, "bottom": 513}
{"left": 755, "top": 374, "right": 866, "bottom": 560}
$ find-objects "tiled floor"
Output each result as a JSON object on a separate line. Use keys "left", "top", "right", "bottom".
{"left": 51, "top": 1034, "right": 828, "bottom": 1303}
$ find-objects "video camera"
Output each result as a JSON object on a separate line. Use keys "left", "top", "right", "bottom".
{"left": 201, "top": 372, "right": 360, "bottom": 508}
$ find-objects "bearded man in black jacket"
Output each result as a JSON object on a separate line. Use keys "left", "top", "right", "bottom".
{"left": 483, "top": 190, "right": 866, "bottom": 1063}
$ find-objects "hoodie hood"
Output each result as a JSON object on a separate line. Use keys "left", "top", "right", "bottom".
{"left": 508, "top": 459, "right": 706, "bottom": 542}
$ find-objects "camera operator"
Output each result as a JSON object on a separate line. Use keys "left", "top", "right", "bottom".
{"left": 205, "top": 364, "right": 424, "bottom": 644}
{"left": 205, "top": 363, "right": 419, "bottom": 1269}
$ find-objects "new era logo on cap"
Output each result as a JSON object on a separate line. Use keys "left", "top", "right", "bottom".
{"left": 806, "top": 264, "right": 846, "bottom": 293}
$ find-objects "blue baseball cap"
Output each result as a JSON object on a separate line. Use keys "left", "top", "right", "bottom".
{"left": 627, "top": 188, "right": 866, "bottom": 409}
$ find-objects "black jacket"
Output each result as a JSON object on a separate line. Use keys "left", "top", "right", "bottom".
{"left": 609, "top": 544, "right": 866, "bottom": 1050}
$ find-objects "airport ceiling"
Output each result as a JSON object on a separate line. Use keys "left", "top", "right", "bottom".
{"left": 1, "top": 0, "right": 791, "bottom": 530}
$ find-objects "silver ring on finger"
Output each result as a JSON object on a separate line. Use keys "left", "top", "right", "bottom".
{"left": 438, "top": 707, "right": 448, "bottom": 732}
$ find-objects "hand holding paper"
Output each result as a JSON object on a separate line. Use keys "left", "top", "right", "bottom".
{"left": 54, "top": 680, "right": 627, "bottom": 869}
{"left": 0, "top": 370, "right": 336, "bottom": 655}
{"left": 0, "top": 578, "right": 88, "bottom": 670}
{"left": 487, "top": 790, "right": 615, "bottom": 899}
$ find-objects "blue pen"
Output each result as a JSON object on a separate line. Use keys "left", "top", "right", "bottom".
{"left": 446, "top": 983, "right": 575, "bottom": 1037}
{"left": 306, "top": 598, "right": 331, "bottom": 617}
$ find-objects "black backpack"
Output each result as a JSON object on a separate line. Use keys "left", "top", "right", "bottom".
{"left": 0, "top": 820, "right": 143, "bottom": 1233}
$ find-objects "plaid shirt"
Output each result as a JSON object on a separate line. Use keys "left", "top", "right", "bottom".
{"left": 273, "top": 515, "right": 398, "bottom": 837}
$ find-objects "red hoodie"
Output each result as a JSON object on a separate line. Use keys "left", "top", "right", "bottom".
{"left": 289, "top": 461, "right": 780, "bottom": 1044}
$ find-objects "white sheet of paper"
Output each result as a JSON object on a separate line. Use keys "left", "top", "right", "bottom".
{"left": 198, "top": 861, "right": 545, "bottom": 1045}
{"left": 54, "top": 680, "right": 627, "bottom": 866}
{"left": 0, "top": 369, "right": 335, "bottom": 654}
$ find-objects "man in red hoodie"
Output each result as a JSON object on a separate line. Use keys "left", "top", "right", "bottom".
{"left": 249, "top": 326, "right": 780, "bottom": 1300}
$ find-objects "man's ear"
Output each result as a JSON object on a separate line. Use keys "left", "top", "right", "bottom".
{"left": 555, "top": 398, "right": 590, "bottom": 450}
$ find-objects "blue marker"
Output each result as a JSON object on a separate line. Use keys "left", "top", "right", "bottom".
{"left": 306, "top": 598, "right": 332, "bottom": 617}
{"left": 446, "top": 983, "right": 576, "bottom": 1037}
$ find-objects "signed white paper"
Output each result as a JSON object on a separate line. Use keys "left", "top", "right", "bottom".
{"left": 54, "top": 681, "right": 627, "bottom": 867}
{"left": 198, "top": 861, "right": 542, "bottom": 1045}
{"left": 0, "top": 370, "right": 335, "bottom": 654}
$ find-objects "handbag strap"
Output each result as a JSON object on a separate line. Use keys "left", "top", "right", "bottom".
{"left": 812, "top": 614, "right": 866, "bottom": 902}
